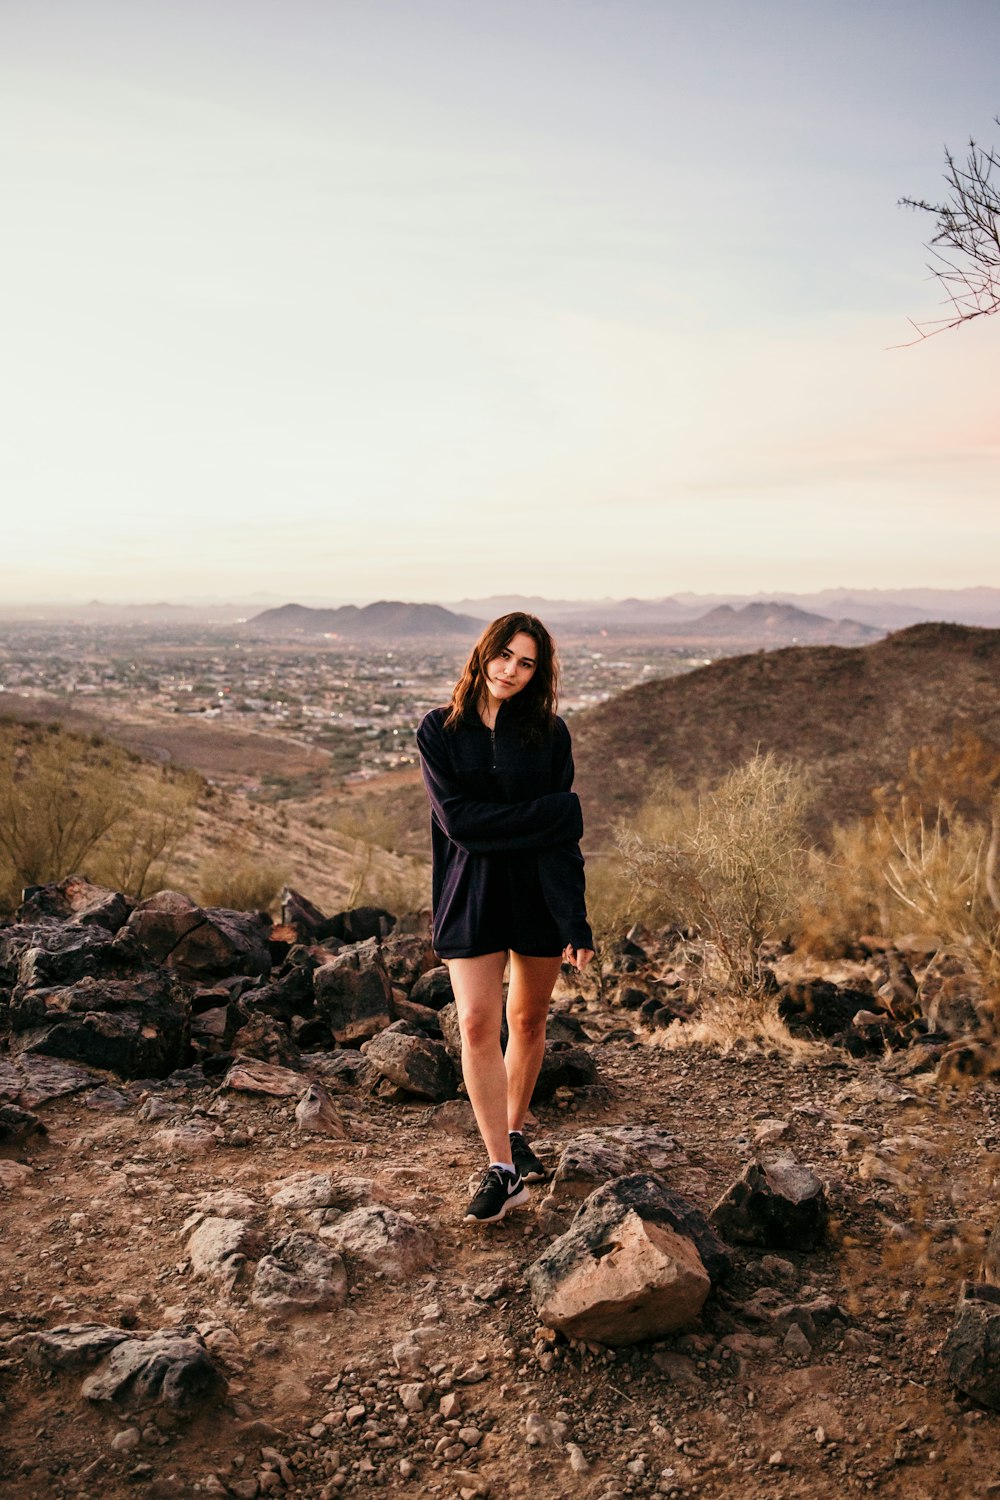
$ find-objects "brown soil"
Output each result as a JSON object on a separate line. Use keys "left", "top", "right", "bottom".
{"left": 2, "top": 985, "right": 999, "bottom": 1500}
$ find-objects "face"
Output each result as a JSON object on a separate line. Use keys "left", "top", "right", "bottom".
{"left": 483, "top": 631, "right": 538, "bottom": 703}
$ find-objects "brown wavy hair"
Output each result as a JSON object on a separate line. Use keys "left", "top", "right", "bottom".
{"left": 444, "top": 613, "right": 558, "bottom": 740}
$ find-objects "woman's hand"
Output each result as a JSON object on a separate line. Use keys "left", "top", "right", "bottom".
{"left": 562, "top": 945, "right": 595, "bottom": 971}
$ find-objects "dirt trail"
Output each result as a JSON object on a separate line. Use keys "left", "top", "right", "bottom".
{"left": 2, "top": 992, "right": 999, "bottom": 1500}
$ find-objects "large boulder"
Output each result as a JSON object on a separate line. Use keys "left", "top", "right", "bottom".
{"left": 314, "top": 938, "right": 395, "bottom": 1044}
{"left": 528, "top": 1174, "right": 730, "bottom": 1345}
{"left": 121, "top": 891, "right": 271, "bottom": 981}
{"left": 323, "top": 906, "right": 395, "bottom": 944}
{"left": 8, "top": 971, "right": 191, "bottom": 1079}
{"left": 711, "top": 1156, "right": 828, "bottom": 1250}
{"left": 81, "top": 1327, "right": 225, "bottom": 1412}
{"left": 943, "top": 1282, "right": 1000, "bottom": 1409}
{"left": 16, "top": 876, "right": 132, "bottom": 932}
{"left": 363, "top": 1022, "right": 458, "bottom": 1101}
{"left": 381, "top": 933, "right": 438, "bottom": 991}
{"left": 5, "top": 924, "right": 125, "bottom": 991}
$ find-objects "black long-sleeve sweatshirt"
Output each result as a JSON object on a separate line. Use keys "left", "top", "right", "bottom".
{"left": 415, "top": 700, "right": 593, "bottom": 959}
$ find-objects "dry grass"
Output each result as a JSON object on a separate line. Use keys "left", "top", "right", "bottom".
{"left": 618, "top": 751, "right": 814, "bottom": 990}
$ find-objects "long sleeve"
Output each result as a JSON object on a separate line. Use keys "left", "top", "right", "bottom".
{"left": 538, "top": 717, "right": 594, "bottom": 950}
{"left": 416, "top": 714, "right": 583, "bottom": 855}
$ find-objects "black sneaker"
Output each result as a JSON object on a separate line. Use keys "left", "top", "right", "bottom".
{"left": 464, "top": 1166, "right": 529, "bottom": 1224}
{"left": 509, "top": 1131, "right": 547, "bottom": 1183}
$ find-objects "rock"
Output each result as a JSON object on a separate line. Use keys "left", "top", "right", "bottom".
{"left": 9, "top": 971, "right": 191, "bottom": 1079}
{"left": 711, "top": 1156, "right": 828, "bottom": 1251}
{"left": 301, "top": 1050, "right": 379, "bottom": 1091}
{"left": 313, "top": 939, "right": 395, "bottom": 1044}
{"left": 438, "top": 1001, "right": 465, "bottom": 1061}
{"left": 250, "top": 1233, "right": 347, "bottom": 1314}
{"left": 14, "top": 924, "right": 123, "bottom": 990}
{"left": 81, "top": 1327, "right": 225, "bottom": 1411}
{"left": 321, "top": 1204, "right": 435, "bottom": 1279}
{"left": 280, "top": 888, "right": 332, "bottom": 942}
{"left": 122, "top": 891, "right": 272, "bottom": 980}
{"left": 552, "top": 1126, "right": 683, "bottom": 1202}
{"left": 409, "top": 965, "right": 454, "bottom": 1010}
{"left": 269, "top": 1172, "right": 338, "bottom": 1210}
{"left": 398, "top": 1381, "right": 430, "bottom": 1412}
{"left": 187, "top": 1218, "right": 259, "bottom": 1291}
{"left": 754, "top": 1118, "right": 791, "bottom": 1146}
{"left": 363, "top": 1023, "right": 458, "bottom": 1101}
{"left": 229, "top": 1014, "right": 301, "bottom": 1069}
{"left": 0, "top": 1160, "right": 35, "bottom": 1190}
{"left": 919, "top": 950, "right": 986, "bottom": 1036}
{"left": 381, "top": 933, "right": 437, "bottom": 991}
{"left": 782, "top": 1323, "right": 812, "bottom": 1359}
{"left": 294, "top": 1083, "right": 347, "bottom": 1138}
{"left": 222, "top": 1057, "right": 303, "bottom": 1097}
{"left": 546, "top": 1012, "right": 592, "bottom": 1044}
{"left": 152, "top": 1123, "right": 218, "bottom": 1156}
{"left": 943, "top": 1282, "right": 1000, "bottom": 1408}
{"left": 552, "top": 1136, "right": 648, "bottom": 1201}
{"left": 0, "top": 1054, "right": 101, "bottom": 1107}
{"left": 196, "top": 1190, "right": 259, "bottom": 1219}
{"left": 17, "top": 876, "right": 133, "bottom": 932}
{"left": 0, "top": 1103, "right": 46, "bottom": 1143}
{"left": 531, "top": 1043, "right": 598, "bottom": 1102}
{"left": 10, "top": 1323, "right": 131, "bottom": 1371}
{"left": 527, "top": 1174, "right": 730, "bottom": 1345}
{"left": 323, "top": 906, "right": 395, "bottom": 944}
{"left": 778, "top": 980, "right": 880, "bottom": 1042}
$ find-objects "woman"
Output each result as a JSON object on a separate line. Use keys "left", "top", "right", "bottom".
{"left": 415, "top": 612, "right": 594, "bottom": 1224}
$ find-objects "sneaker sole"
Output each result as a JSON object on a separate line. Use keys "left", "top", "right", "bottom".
{"left": 464, "top": 1185, "right": 530, "bottom": 1224}
{"left": 519, "top": 1167, "right": 547, "bottom": 1183}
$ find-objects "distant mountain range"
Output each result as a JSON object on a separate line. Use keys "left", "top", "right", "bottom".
{"left": 448, "top": 589, "right": 1000, "bottom": 631}
{"left": 245, "top": 601, "right": 483, "bottom": 638}
{"left": 5, "top": 588, "right": 1000, "bottom": 636}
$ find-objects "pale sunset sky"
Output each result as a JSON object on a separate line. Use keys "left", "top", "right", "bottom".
{"left": 2, "top": 0, "right": 998, "bottom": 603}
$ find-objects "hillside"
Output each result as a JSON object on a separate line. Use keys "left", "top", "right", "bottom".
{"left": 570, "top": 622, "right": 1000, "bottom": 843}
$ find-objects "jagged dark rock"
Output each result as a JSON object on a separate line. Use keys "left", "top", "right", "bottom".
{"left": 531, "top": 1042, "right": 599, "bottom": 1102}
{"left": 711, "top": 1155, "right": 828, "bottom": 1250}
{"left": 121, "top": 891, "right": 272, "bottom": 981}
{"left": 409, "top": 965, "right": 454, "bottom": 1010}
{"left": 363, "top": 1021, "right": 458, "bottom": 1101}
{"left": 314, "top": 938, "right": 395, "bottom": 1044}
{"left": 16, "top": 876, "right": 133, "bottom": 932}
{"left": 943, "top": 1282, "right": 1000, "bottom": 1409}
{"left": 8, "top": 971, "right": 192, "bottom": 1079}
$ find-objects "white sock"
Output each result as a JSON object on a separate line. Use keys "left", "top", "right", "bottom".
{"left": 490, "top": 1161, "right": 516, "bottom": 1175}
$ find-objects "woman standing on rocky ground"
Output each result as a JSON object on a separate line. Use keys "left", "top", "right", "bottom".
{"left": 416, "top": 612, "right": 594, "bottom": 1224}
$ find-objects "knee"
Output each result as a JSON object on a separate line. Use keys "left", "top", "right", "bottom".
{"left": 506, "top": 1006, "right": 548, "bottom": 1045}
{"left": 459, "top": 1008, "right": 500, "bottom": 1052}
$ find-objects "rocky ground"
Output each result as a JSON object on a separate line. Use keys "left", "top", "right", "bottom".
{"left": 2, "top": 887, "right": 1000, "bottom": 1500}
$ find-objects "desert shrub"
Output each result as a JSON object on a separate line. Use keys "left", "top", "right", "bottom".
{"left": 0, "top": 723, "right": 201, "bottom": 914}
{"left": 618, "top": 752, "right": 814, "bottom": 991}
{"left": 795, "top": 817, "right": 897, "bottom": 956}
{"left": 197, "top": 853, "right": 286, "bottom": 914}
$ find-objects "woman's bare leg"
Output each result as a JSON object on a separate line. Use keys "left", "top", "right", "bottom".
{"left": 505, "top": 953, "right": 563, "bottom": 1133}
{"left": 446, "top": 951, "right": 511, "bottom": 1165}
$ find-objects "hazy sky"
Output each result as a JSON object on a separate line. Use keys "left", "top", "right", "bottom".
{"left": 3, "top": 0, "right": 999, "bottom": 603}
